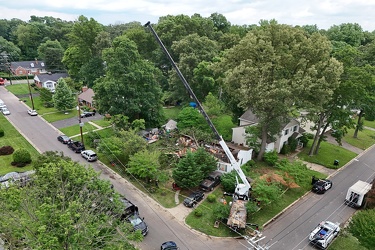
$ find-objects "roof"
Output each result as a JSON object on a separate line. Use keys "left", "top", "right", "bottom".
{"left": 10, "top": 60, "right": 46, "bottom": 70}
{"left": 78, "top": 88, "right": 95, "bottom": 103}
{"left": 163, "top": 119, "right": 177, "bottom": 130}
{"left": 35, "top": 73, "right": 69, "bottom": 83}
{"left": 239, "top": 109, "right": 259, "bottom": 124}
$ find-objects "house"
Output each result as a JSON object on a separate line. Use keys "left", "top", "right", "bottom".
{"left": 78, "top": 86, "right": 95, "bottom": 108}
{"left": 34, "top": 73, "right": 69, "bottom": 92}
{"left": 10, "top": 60, "right": 47, "bottom": 76}
{"left": 232, "top": 109, "right": 304, "bottom": 153}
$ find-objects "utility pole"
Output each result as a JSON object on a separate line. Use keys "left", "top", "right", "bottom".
{"left": 77, "top": 95, "right": 84, "bottom": 145}
{"left": 26, "top": 74, "right": 35, "bottom": 110}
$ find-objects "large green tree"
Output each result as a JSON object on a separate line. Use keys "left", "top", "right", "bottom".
{"left": 172, "top": 151, "right": 204, "bottom": 189}
{"left": 53, "top": 78, "right": 75, "bottom": 112}
{"left": 127, "top": 150, "right": 161, "bottom": 181}
{"left": 219, "top": 20, "right": 342, "bottom": 160}
{"left": 0, "top": 152, "right": 138, "bottom": 249}
{"left": 37, "top": 39, "right": 65, "bottom": 70}
{"left": 93, "top": 35, "right": 164, "bottom": 127}
{"left": 349, "top": 209, "right": 375, "bottom": 249}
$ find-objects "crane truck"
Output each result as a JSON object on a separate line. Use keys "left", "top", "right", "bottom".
{"left": 144, "top": 22, "right": 251, "bottom": 230}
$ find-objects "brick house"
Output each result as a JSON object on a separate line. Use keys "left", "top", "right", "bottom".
{"left": 10, "top": 60, "right": 47, "bottom": 76}
{"left": 78, "top": 86, "right": 95, "bottom": 108}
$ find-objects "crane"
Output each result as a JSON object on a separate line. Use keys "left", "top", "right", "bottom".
{"left": 144, "top": 21, "right": 251, "bottom": 200}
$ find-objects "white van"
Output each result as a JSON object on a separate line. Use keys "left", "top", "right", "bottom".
{"left": 345, "top": 180, "right": 371, "bottom": 208}
{"left": 80, "top": 150, "right": 98, "bottom": 162}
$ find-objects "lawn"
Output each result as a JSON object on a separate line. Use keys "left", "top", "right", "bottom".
{"left": 364, "top": 118, "right": 375, "bottom": 129}
{"left": 163, "top": 106, "right": 182, "bottom": 122}
{"left": 298, "top": 141, "right": 357, "bottom": 169}
{"left": 0, "top": 115, "right": 39, "bottom": 176}
{"left": 60, "top": 122, "right": 103, "bottom": 138}
{"left": 343, "top": 128, "right": 375, "bottom": 150}
{"left": 5, "top": 83, "right": 38, "bottom": 95}
{"left": 330, "top": 230, "right": 367, "bottom": 250}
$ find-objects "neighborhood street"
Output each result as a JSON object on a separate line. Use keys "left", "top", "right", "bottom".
{"left": 1, "top": 85, "right": 375, "bottom": 250}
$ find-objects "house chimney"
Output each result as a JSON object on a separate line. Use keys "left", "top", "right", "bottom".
{"left": 82, "top": 86, "right": 88, "bottom": 92}
{"left": 35, "top": 58, "right": 38, "bottom": 65}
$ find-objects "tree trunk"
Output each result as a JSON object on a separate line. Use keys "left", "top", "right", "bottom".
{"left": 314, "top": 122, "right": 330, "bottom": 155}
{"left": 309, "top": 113, "right": 324, "bottom": 156}
{"left": 257, "top": 126, "right": 268, "bottom": 161}
{"left": 353, "top": 109, "right": 364, "bottom": 139}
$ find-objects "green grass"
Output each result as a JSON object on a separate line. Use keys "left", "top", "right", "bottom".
{"left": 60, "top": 122, "right": 101, "bottom": 138}
{"left": 364, "top": 118, "right": 375, "bottom": 129}
{"left": 298, "top": 141, "right": 357, "bottom": 169}
{"left": 5, "top": 84, "right": 38, "bottom": 95}
{"left": 163, "top": 106, "right": 182, "bottom": 121}
{"left": 329, "top": 230, "right": 367, "bottom": 250}
{"left": 91, "top": 119, "right": 111, "bottom": 128}
{"left": 343, "top": 128, "right": 375, "bottom": 150}
{"left": 0, "top": 116, "right": 39, "bottom": 175}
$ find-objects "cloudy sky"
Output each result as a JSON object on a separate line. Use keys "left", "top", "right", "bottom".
{"left": 1, "top": 0, "right": 374, "bottom": 31}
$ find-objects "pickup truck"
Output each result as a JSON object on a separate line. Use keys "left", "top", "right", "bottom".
{"left": 200, "top": 170, "right": 223, "bottom": 191}
{"left": 67, "top": 141, "right": 85, "bottom": 153}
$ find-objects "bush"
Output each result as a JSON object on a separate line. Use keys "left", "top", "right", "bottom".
{"left": 288, "top": 136, "right": 298, "bottom": 152}
{"left": 0, "top": 146, "right": 14, "bottom": 155}
{"left": 263, "top": 151, "right": 278, "bottom": 166}
{"left": 212, "top": 203, "right": 230, "bottom": 221}
{"left": 194, "top": 208, "right": 203, "bottom": 217}
{"left": 12, "top": 149, "right": 32, "bottom": 166}
{"left": 0, "top": 128, "right": 4, "bottom": 137}
{"left": 280, "top": 144, "right": 291, "bottom": 155}
{"left": 207, "top": 194, "right": 216, "bottom": 203}
{"left": 220, "top": 171, "right": 237, "bottom": 193}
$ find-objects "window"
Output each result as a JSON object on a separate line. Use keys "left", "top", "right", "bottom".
{"left": 293, "top": 125, "right": 298, "bottom": 132}
{"left": 284, "top": 129, "right": 289, "bottom": 135}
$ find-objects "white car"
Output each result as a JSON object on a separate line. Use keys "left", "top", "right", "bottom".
{"left": 81, "top": 150, "right": 98, "bottom": 162}
{"left": 1, "top": 107, "right": 10, "bottom": 115}
{"left": 309, "top": 221, "right": 340, "bottom": 249}
{"left": 27, "top": 109, "right": 38, "bottom": 116}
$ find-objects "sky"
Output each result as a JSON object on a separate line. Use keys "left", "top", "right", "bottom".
{"left": 1, "top": 0, "right": 375, "bottom": 32}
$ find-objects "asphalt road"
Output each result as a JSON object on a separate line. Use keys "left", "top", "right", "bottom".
{"left": 1, "top": 85, "right": 375, "bottom": 250}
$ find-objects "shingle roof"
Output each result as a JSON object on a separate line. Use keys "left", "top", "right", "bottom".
{"left": 78, "top": 88, "right": 95, "bottom": 104}
{"left": 239, "top": 109, "right": 259, "bottom": 124}
{"left": 36, "top": 73, "right": 69, "bottom": 83}
{"left": 10, "top": 60, "right": 46, "bottom": 70}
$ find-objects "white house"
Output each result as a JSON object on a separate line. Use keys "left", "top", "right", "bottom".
{"left": 34, "top": 73, "right": 69, "bottom": 92}
{"left": 232, "top": 109, "right": 305, "bottom": 153}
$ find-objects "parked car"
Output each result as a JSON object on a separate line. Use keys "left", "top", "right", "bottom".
{"left": 126, "top": 213, "right": 149, "bottom": 236}
{"left": 1, "top": 107, "right": 10, "bottom": 115}
{"left": 161, "top": 241, "right": 179, "bottom": 250}
{"left": 183, "top": 191, "right": 204, "bottom": 208}
{"left": 80, "top": 111, "right": 95, "bottom": 118}
{"left": 0, "top": 99, "right": 6, "bottom": 108}
{"left": 67, "top": 141, "right": 85, "bottom": 153}
{"left": 119, "top": 196, "right": 139, "bottom": 219}
{"left": 57, "top": 135, "right": 71, "bottom": 144}
{"left": 312, "top": 179, "right": 332, "bottom": 194}
{"left": 27, "top": 109, "right": 38, "bottom": 116}
{"left": 309, "top": 221, "right": 340, "bottom": 249}
{"left": 81, "top": 150, "right": 98, "bottom": 162}
{"left": 200, "top": 170, "right": 223, "bottom": 191}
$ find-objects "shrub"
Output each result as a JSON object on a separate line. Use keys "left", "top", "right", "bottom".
{"left": 263, "top": 151, "right": 278, "bottom": 166}
{"left": 246, "top": 200, "right": 260, "bottom": 214}
{"left": 0, "top": 128, "right": 4, "bottom": 137}
{"left": 12, "top": 149, "right": 32, "bottom": 166}
{"left": 0, "top": 146, "right": 14, "bottom": 155}
{"left": 194, "top": 208, "right": 203, "bottom": 217}
{"left": 207, "top": 194, "right": 216, "bottom": 203}
{"left": 288, "top": 136, "right": 298, "bottom": 152}
{"left": 280, "top": 144, "right": 291, "bottom": 155}
{"left": 220, "top": 171, "right": 237, "bottom": 193}
{"left": 212, "top": 203, "right": 230, "bottom": 221}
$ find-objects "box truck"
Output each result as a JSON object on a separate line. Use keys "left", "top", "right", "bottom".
{"left": 345, "top": 180, "right": 372, "bottom": 208}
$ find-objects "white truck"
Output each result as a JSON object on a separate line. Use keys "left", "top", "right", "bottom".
{"left": 345, "top": 180, "right": 372, "bottom": 208}
{"left": 145, "top": 22, "right": 252, "bottom": 229}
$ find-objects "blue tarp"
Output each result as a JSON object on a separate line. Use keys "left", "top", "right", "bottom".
{"left": 189, "top": 102, "right": 197, "bottom": 108}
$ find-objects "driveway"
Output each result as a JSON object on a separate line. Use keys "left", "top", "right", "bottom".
{"left": 50, "top": 113, "right": 103, "bottom": 129}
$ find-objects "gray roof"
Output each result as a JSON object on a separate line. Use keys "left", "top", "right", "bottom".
{"left": 78, "top": 88, "right": 95, "bottom": 103}
{"left": 10, "top": 60, "right": 46, "bottom": 70}
{"left": 239, "top": 109, "right": 259, "bottom": 124}
{"left": 37, "top": 73, "right": 69, "bottom": 83}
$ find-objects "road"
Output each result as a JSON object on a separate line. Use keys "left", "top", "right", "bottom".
{"left": 1, "top": 85, "right": 375, "bottom": 250}
{"left": 0, "top": 87, "right": 247, "bottom": 249}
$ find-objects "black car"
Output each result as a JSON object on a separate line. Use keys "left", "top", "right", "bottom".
{"left": 67, "top": 141, "right": 85, "bottom": 153}
{"left": 126, "top": 213, "right": 149, "bottom": 236}
{"left": 57, "top": 135, "right": 71, "bottom": 144}
{"left": 200, "top": 170, "right": 223, "bottom": 191}
{"left": 312, "top": 179, "right": 332, "bottom": 194}
{"left": 183, "top": 191, "right": 204, "bottom": 208}
{"left": 161, "top": 241, "right": 179, "bottom": 250}
{"left": 80, "top": 111, "right": 95, "bottom": 118}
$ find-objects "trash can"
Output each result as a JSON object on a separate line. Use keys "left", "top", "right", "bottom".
{"left": 334, "top": 160, "right": 339, "bottom": 166}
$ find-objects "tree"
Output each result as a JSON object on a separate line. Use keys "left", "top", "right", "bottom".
{"left": 219, "top": 170, "right": 237, "bottom": 193}
{"left": 52, "top": 78, "right": 75, "bottom": 112}
{"left": 349, "top": 209, "right": 375, "bottom": 249}
{"left": 177, "top": 107, "right": 208, "bottom": 131}
{"left": 219, "top": 20, "right": 342, "bottom": 160}
{"left": 192, "top": 147, "right": 217, "bottom": 176}
{"left": 0, "top": 36, "right": 21, "bottom": 61}
{"left": 0, "top": 152, "right": 138, "bottom": 249}
{"left": 39, "top": 87, "right": 54, "bottom": 107}
{"left": 128, "top": 150, "right": 161, "bottom": 181}
{"left": 15, "top": 22, "right": 50, "bottom": 59}
{"left": 203, "top": 92, "right": 224, "bottom": 117}
{"left": 251, "top": 179, "right": 282, "bottom": 205}
{"left": 327, "top": 23, "right": 365, "bottom": 47}
{"left": 172, "top": 151, "right": 203, "bottom": 189}
{"left": 37, "top": 40, "right": 65, "bottom": 70}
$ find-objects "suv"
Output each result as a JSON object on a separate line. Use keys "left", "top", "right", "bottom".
{"left": 80, "top": 111, "right": 95, "bottom": 118}
{"left": 312, "top": 179, "right": 332, "bottom": 194}
{"left": 200, "top": 170, "right": 223, "bottom": 191}
{"left": 183, "top": 191, "right": 204, "bottom": 208}
{"left": 67, "top": 141, "right": 85, "bottom": 153}
{"left": 161, "top": 241, "right": 179, "bottom": 250}
{"left": 81, "top": 150, "right": 98, "bottom": 162}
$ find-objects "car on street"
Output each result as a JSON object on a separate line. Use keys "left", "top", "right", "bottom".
{"left": 312, "top": 179, "right": 332, "bottom": 194}
{"left": 67, "top": 140, "right": 85, "bottom": 153}
{"left": 126, "top": 213, "right": 149, "bottom": 236}
{"left": 27, "top": 109, "right": 38, "bottom": 116}
{"left": 57, "top": 135, "right": 71, "bottom": 144}
{"left": 161, "top": 241, "right": 179, "bottom": 250}
{"left": 80, "top": 111, "right": 95, "bottom": 118}
{"left": 1, "top": 107, "right": 10, "bottom": 115}
{"left": 81, "top": 149, "right": 98, "bottom": 162}
{"left": 309, "top": 221, "right": 340, "bottom": 249}
{"left": 183, "top": 191, "right": 204, "bottom": 208}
